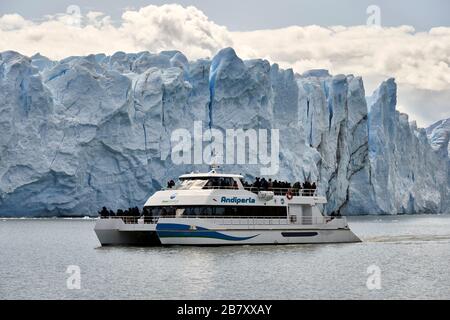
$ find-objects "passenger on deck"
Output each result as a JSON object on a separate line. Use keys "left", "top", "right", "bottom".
{"left": 268, "top": 179, "right": 273, "bottom": 190}
{"left": 132, "top": 207, "right": 140, "bottom": 216}
{"left": 98, "top": 207, "right": 109, "bottom": 217}
{"left": 311, "top": 182, "right": 317, "bottom": 195}
{"left": 253, "top": 177, "right": 261, "bottom": 190}
{"left": 302, "top": 181, "right": 311, "bottom": 195}
{"left": 167, "top": 180, "right": 175, "bottom": 188}
{"left": 273, "top": 180, "right": 279, "bottom": 188}
{"left": 261, "top": 178, "right": 268, "bottom": 190}
{"left": 142, "top": 207, "right": 150, "bottom": 222}
{"left": 280, "top": 181, "right": 291, "bottom": 189}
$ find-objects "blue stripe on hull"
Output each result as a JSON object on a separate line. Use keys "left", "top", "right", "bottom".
{"left": 156, "top": 223, "right": 259, "bottom": 241}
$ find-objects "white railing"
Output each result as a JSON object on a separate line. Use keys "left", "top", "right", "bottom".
{"left": 100, "top": 215, "right": 342, "bottom": 225}
{"left": 99, "top": 216, "right": 158, "bottom": 224}
{"left": 162, "top": 185, "right": 318, "bottom": 196}
{"left": 243, "top": 187, "right": 317, "bottom": 197}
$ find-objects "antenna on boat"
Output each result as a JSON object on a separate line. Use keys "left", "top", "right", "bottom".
{"left": 209, "top": 148, "right": 220, "bottom": 173}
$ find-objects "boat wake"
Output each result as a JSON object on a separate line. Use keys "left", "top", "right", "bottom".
{"left": 363, "top": 234, "right": 450, "bottom": 243}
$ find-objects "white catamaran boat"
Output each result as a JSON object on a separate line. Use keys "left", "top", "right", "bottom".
{"left": 94, "top": 170, "right": 361, "bottom": 246}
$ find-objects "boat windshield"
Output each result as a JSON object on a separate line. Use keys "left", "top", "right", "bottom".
{"left": 174, "top": 177, "right": 208, "bottom": 190}
{"left": 169, "top": 176, "right": 237, "bottom": 190}
{"left": 203, "top": 177, "right": 235, "bottom": 189}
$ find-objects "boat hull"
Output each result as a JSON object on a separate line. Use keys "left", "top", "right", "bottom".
{"left": 94, "top": 217, "right": 361, "bottom": 246}
{"left": 95, "top": 229, "right": 161, "bottom": 246}
{"left": 156, "top": 227, "right": 361, "bottom": 245}
{"left": 94, "top": 218, "right": 160, "bottom": 246}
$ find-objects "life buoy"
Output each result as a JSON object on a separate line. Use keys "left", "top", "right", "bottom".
{"left": 286, "top": 189, "right": 293, "bottom": 200}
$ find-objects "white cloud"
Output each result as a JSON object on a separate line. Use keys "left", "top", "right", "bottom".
{"left": 0, "top": 4, "right": 232, "bottom": 60}
{"left": 233, "top": 25, "right": 450, "bottom": 92}
{"left": 0, "top": 13, "right": 31, "bottom": 31}
{"left": 0, "top": 4, "right": 449, "bottom": 126}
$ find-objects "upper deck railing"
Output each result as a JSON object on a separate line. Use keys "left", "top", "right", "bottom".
{"left": 165, "top": 185, "right": 317, "bottom": 196}
{"left": 242, "top": 187, "right": 317, "bottom": 197}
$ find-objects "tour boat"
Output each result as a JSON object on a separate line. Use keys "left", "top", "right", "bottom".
{"left": 94, "top": 169, "right": 361, "bottom": 246}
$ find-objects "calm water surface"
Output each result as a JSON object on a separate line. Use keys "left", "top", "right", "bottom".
{"left": 0, "top": 215, "right": 449, "bottom": 299}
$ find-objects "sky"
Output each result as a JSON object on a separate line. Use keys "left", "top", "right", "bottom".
{"left": 0, "top": 0, "right": 449, "bottom": 127}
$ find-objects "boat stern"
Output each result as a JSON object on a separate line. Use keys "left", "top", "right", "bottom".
{"left": 94, "top": 217, "right": 161, "bottom": 246}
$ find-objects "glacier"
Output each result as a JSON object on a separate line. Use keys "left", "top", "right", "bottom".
{"left": 0, "top": 48, "right": 448, "bottom": 216}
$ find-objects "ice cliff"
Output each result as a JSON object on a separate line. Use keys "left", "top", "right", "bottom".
{"left": 0, "top": 48, "right": 448, "bottom": 216}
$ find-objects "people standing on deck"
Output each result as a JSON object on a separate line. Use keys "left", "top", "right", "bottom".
{"left": 253, "top": 177, "right": 261, "bottom": 190}
{"left": 272, "top": 180, "right": 278, "bottom": 188}
{"left": 311, "top": 182, "right": 317, "bottom": 196}
{"left": 302, "top": 181, "right": 311, "bottom": 196}
{"left": 261, "top": 177, "right": 268, "bottom": 190}
{"left": 167, "top": 179, "right": 175, "bottom": 188}
{"left": 98, "top": 206, "right": 109, "bottom": 217}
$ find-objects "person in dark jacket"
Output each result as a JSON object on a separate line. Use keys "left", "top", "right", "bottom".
{"left": 261, "top": 178, "right": 268, "bottom": 190}
{"left": 98, "top": 207, "right": 109, "bottom": 217}
{"left": 253, "top": 177, "right": 261, "bottom": 190}
{"left": 311, "top": 182, "right": 317, "bottom": 195}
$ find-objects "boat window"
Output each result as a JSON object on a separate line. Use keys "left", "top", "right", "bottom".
{"left": 144, "top": 205, "right": 287, "bottom": 218}
{"left": 203, "top": 177, "right": 235, "bottom": 189}
{"left": 180, "top": 206, "right": 286, "bottom": 217}
{"left": 175, "top": 208, "right": 185, "bottom": 217}
{"left": 146, "top": 206, "right": 176, "bottom": 216}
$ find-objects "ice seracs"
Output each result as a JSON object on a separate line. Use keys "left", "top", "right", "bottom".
{"left": 0, "top": 49, "right": 448, "bottom": 216}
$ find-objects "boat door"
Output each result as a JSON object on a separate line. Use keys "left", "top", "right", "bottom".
{"left": 288, "top": 204, "right": 301, "bottom": 224}
{"left": 302, "top": 205, "right": 313, "bottom": 224}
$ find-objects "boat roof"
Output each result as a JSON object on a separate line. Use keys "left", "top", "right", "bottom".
{"left": 179, "top": 170, "right": 243, "bottom": 179}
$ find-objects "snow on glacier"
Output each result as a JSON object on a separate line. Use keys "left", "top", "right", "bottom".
{"left": 0, "top": 48, "right": 448, "bottom": 216}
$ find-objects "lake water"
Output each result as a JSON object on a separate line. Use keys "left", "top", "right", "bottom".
{"left": 0, "top": 215, "right": 449, "bottom": 300}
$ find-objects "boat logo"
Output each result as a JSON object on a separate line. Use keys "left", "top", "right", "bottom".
{"left": 170, "top": 193, "right": 177, "bottom": 199}
{"left": 221, "top": 196, "right": 256, "bottom": 204}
